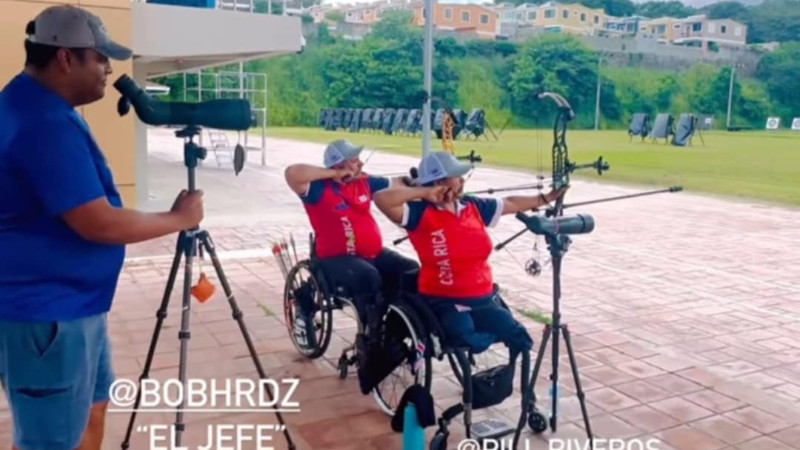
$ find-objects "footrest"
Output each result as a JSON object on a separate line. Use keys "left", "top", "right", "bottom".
{"left": 472, "top": 419, "right": 515, "bottom": 442}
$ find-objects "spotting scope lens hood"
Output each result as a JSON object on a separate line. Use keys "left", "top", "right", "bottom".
{"left": 113, "top": 75, "right": 255, "bottom": 131}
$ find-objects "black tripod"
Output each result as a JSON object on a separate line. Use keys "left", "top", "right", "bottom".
{"left": 527, "top": 231, "right": 593, "bottom": 438}
{"left": 510, "top": 213, "right": 595, "bottom": 447}
{"left": 121, "top": 125, "right": 295, "bottom": 450}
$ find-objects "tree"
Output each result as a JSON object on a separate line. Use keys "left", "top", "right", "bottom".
{"left": 508, "top": 35, "right": 598, "bottom": 126}
{"left": 370, "top": 9, "right": 418, "bottom": 41}
{"left": 579, "top": 0, "right": 635, "bottom": 16}
{"left": 603, "top": 0, "right": 636, "bottom": 17}
{"left": 747, "top": 0, "right": 800, "bottom": 43}
{"left": 635, "top": 1, "right": 697, "bottom": 18}
{"left": 701, "top": 1, "right": 749, "bottom": 21}
{"left": 756, "top": 41, "right": 800, "bottom": 122}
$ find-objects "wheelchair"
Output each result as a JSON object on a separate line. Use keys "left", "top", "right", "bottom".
{"left": 385, "top": 279, "right": 549, "bottom": 449}
{"left": 282, "top": 234, "right": 432, "bottom": 416}
{"left": 283, "top": 236, "right": 548, "bottom": 447}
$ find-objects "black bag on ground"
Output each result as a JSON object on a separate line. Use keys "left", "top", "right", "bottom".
{"left": 471, "top": 363, "right": 514, "bottom": 409}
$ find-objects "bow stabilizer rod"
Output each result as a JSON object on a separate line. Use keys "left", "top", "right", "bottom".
{"left": 495, "top": 185, "right": 684, "bottom": 250}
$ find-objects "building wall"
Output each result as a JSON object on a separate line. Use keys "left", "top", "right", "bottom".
{"left": 0, "top": 0, "right": 137, "bottom": 206}
{"left": 704, "top": 19, "right": 747, "bottom": 45}
{"left": 531, "top": 3, "right": 606, "bottom": 35}
{"left": 639, "top": 17, "right": 673, "bottom": 40}
{"left": 413, "top": 3, "right": 499, "bottom": 38}
{"left": 344, "top": 6, "right": 380, "bottom": 25}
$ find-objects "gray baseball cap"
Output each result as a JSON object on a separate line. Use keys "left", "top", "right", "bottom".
{"left": 323, "top": 140, "right": 364, "bottom": 168}
{"left": 27, "top": 5, "right": 132, "bottom": 60}
{"left": 417, "top": 151, "right": 473, "bottom": 185}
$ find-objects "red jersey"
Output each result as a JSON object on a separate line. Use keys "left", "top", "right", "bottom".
{"left": 301, "top": 176, "right": 389, "bottom": 260}
{"left": 404, "top": 197, "right": 502, "bottom": 299}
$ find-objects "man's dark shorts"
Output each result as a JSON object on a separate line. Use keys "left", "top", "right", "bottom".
{"left": 0, "top": 313, "right": 114, "bottom": 450}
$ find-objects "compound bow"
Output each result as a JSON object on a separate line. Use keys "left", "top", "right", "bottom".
{"left": 500, "top": 90, "right": 683, "bottom": 447}
{"left": 493, "top": 90, "right": 682, "bottom": 275}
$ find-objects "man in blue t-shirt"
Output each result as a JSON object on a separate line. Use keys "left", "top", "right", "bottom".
{"left": 0, "top": 6, "right": 203, "bottom": 450}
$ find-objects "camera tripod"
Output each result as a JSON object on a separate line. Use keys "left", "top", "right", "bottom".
{"left": 509, "top": 214, "right": 595, "bottom": 448}
{"left": 121, "top": 125, "right": 295, "bottom": 450}
{"left": 527, "top": 232, "right": 593, "bottom": 438}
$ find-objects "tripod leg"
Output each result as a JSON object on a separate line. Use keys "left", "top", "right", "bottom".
{"left": 549, "top": 250, "right": 563, "bottom": 433}
{"left": 562, "top": 324, "right": 593, "bottom": 442}
{"left": 173, "top": 231, "right": 198, "bottom": 446}
{"left": 198, "top": 231, "right": 297, "bottom": 450}
{"left": 513, "top": 324, "right": 550, "bottom": 446}
{"left": 513, "top": 348, "right": 532, "bottom": 449}
{"left": 550, "top": 316, "right": 560, "bottom": 432}
{"left": 121, "top": 231, "right": 185, "bottom": 450}
{"left": 528, "top": 325, "right": 550, "bottom": 410}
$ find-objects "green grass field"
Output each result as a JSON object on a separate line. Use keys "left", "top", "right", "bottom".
{"left": 264, "top": 127, "right": 800, "bottom": 207}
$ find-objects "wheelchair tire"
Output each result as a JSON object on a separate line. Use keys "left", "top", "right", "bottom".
{"left": 372, "top": 302, "right": 433, "bottom": 417}
{"left": 283, "top": 259, "right": 333, "bottom": 359}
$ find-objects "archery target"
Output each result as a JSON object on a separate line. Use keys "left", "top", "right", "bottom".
{"left": 766, "top": 117, "right": 780, "bottom": 130}
{"left": 792, "top": 118, "right": 800, "bottom": 131}
{"left": 699, "top": 115, "right": 714, "bottom": 130}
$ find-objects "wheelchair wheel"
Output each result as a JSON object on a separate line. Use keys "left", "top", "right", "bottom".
{"left": 373, "top": 303, "right": 432, "bottom": 416}
{"left": 283, "top": 259, "right": 333, "bottom": 359}
{"left": 528, "top": 410, "right": 548, "bottom": 433}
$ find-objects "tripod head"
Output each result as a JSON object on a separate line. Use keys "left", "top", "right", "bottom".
{"left": 175, "top": 126, "right": 207, "bottom": 193}
{"left": 515, "top": 212, "right": 595, "bottom": 258}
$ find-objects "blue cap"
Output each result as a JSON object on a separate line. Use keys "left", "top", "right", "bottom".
{"left": 323, "top": 139, "right": 364, "bottom": 168}
{"left": 416, "top": 151, "right": 473, "bottom": 185}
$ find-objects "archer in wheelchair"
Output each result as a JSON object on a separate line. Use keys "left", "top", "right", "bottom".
{"left": 370, "top": 151, "right": 566, "bottom": 446}
{"left": 374, "top": 151, "right": 563, "bottom": 358}
{"left": 282, "top": 139, "right": 418, "bottom": 356}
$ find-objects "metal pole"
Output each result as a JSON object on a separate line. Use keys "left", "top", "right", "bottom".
{"left": 240, "top": 61, "right": 248, "bottom": 147}
{"left": 421, "top": 0, "right": 434, "bottom": 156}
{"left": 594, "top": 56, "right": 601, "bottom": 131}
{"left": 263, "top": 74, "right": 267, "bottom": 166}
{"left": 726, "top": 66, "right": 735, "bottom": 129}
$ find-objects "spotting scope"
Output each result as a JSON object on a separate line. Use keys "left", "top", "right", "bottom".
{"left": 113, "top": 75, "right": 254, "bottom": 131}
{"left": 515, "top": 213, "right": 595, "bottom": 236}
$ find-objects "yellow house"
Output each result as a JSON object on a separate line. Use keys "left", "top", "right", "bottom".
{"left": 411, "top": 1, "right": 500, "bottom": 40}
{"left": 1, "top": 0, "right": 302, "bottom": 207}
{"left": 526, "top": 1, "right": 607, "bottom": 36}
